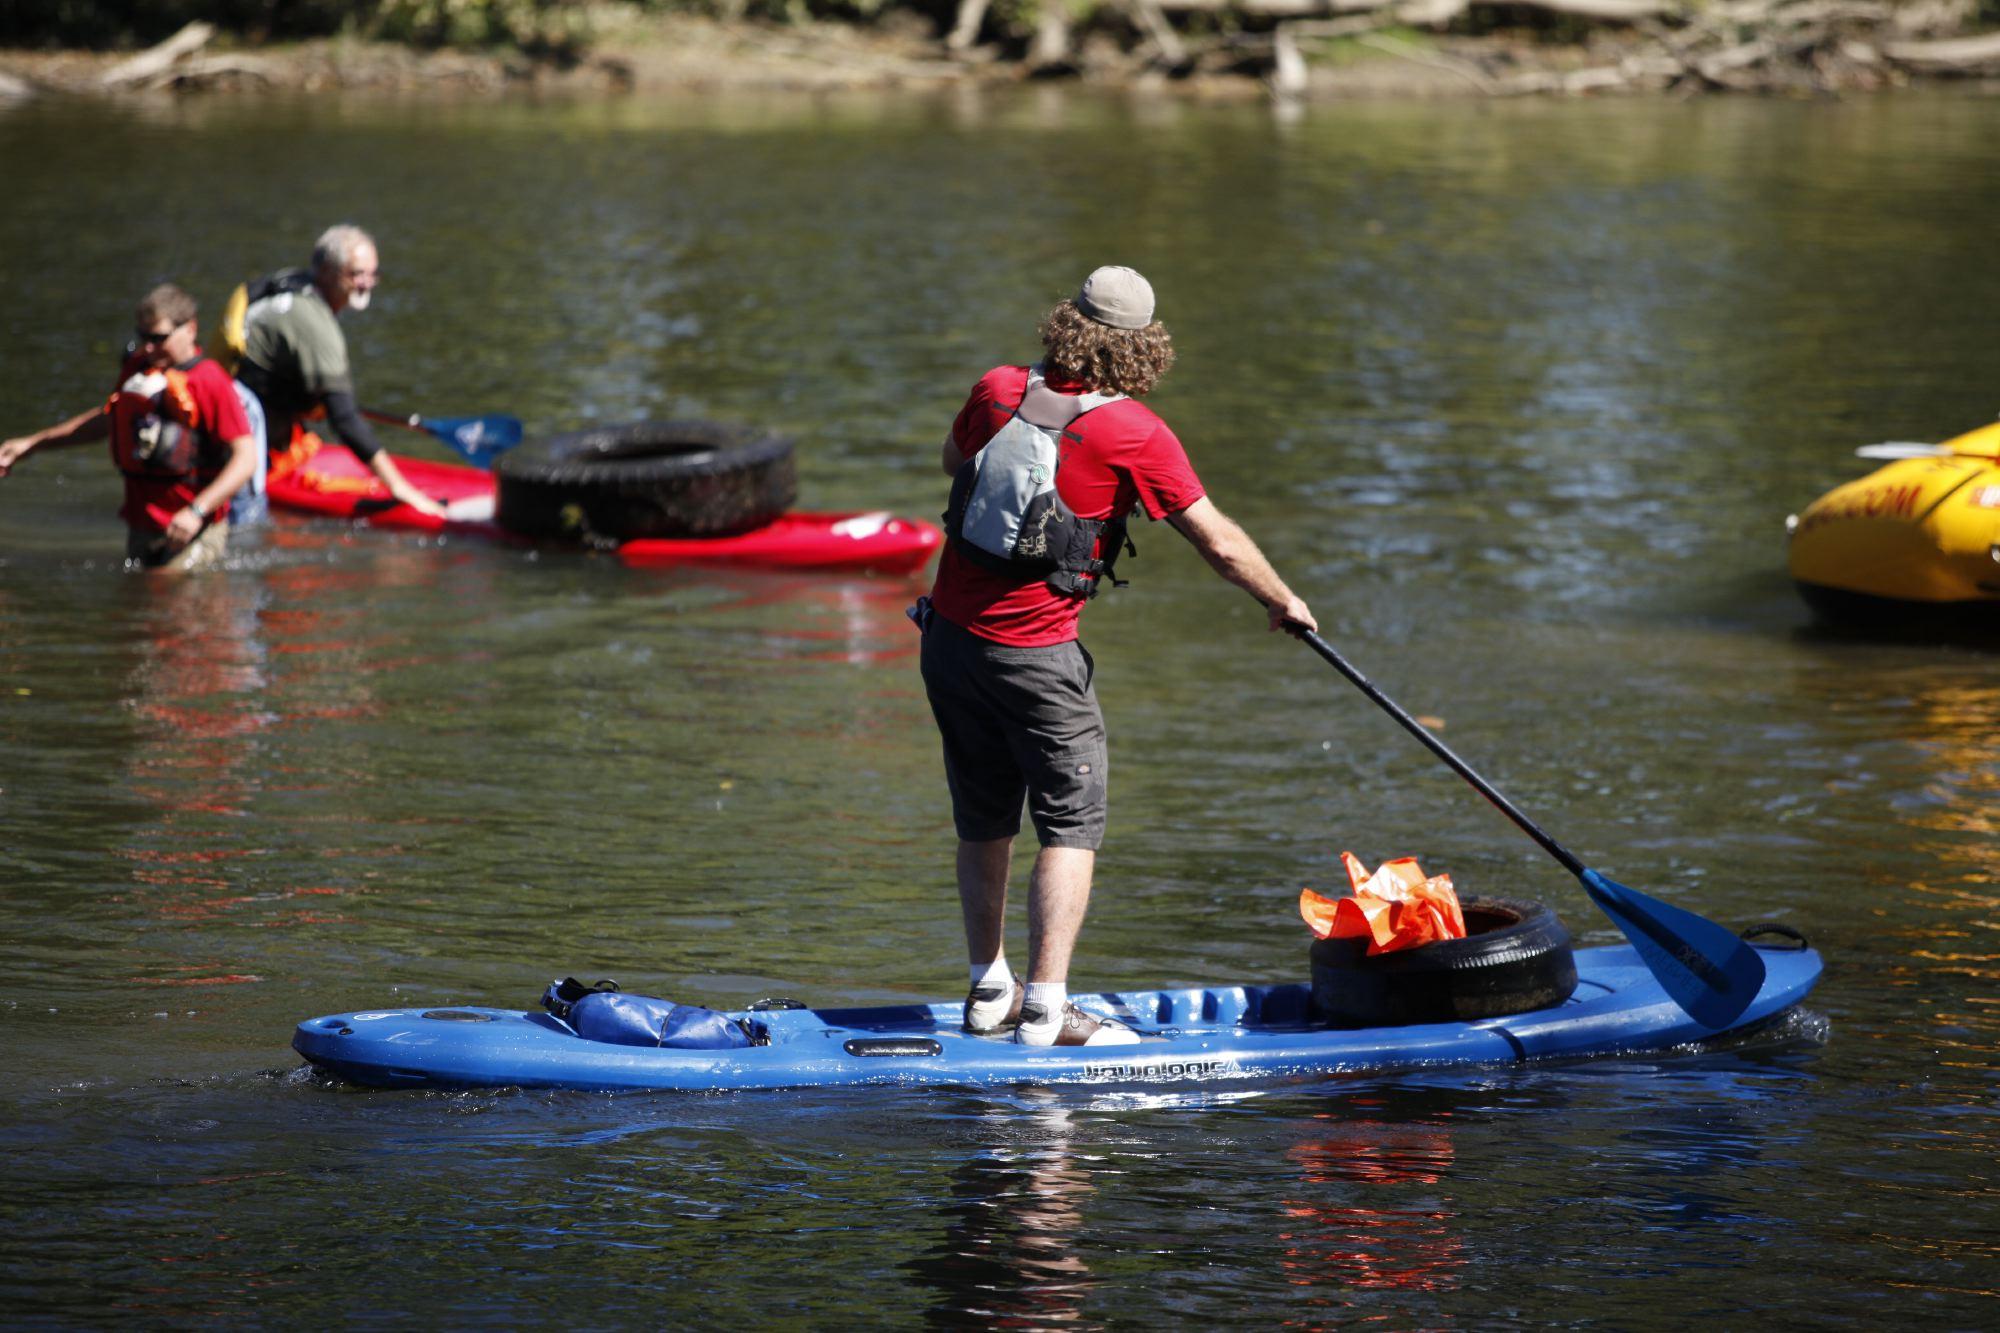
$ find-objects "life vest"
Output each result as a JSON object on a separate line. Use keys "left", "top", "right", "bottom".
{"left": 943, "top": 365, "right": 1137, "bottom": 600}
{"left": 216, "top": 267, "right": 314, "bottom": 376}
{"left": 106, "top": 359, "right": 222, "bottom": 483}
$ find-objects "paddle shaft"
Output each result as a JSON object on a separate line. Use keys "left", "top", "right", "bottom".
{"left": 1280, "top": 614, "right": 1765, "bottom": 1026}
{"left": 362, "top": 408, "right": 423, "bottom": 432}
{"left": 1289, "top": 626, "right": 1588, "bottom": 880}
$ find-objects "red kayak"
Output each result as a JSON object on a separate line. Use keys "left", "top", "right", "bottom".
{"left": 617, "top": 511, "right": 939, "bottom": 573}
{"left": 266, "top": 440, "right": 503, "bottom": 537}
{"left": 266, "top": 443, "right": 940, "bottom": 575}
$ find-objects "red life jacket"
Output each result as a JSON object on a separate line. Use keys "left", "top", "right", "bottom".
{"left": 106, "top": 358, "right": 224, "bottom": 484}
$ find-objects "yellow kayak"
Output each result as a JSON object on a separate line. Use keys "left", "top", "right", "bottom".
{"left": 1788, "top": 421, "right": 2000, "bottom": 626}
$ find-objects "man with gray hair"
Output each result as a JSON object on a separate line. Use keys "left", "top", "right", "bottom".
{"left": 235, "top": 224, "right": 446, "bottom": 518}
{"left": 918, "top": 264, "right": 1317, "bottom": 1047}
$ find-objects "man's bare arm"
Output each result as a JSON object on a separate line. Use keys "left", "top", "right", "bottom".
{"left": 0, "top": 407, "right": 111, "bottom": 475}
{"left": 1167, "top": 496, "right": 1317, "bottom": 633}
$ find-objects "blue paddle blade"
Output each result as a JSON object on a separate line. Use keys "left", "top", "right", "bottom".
{"left": 1579, "top": 869, "right": 1766, "bottom": 1028}
{"left": 420, "top": 413, "right": 524, "bottom": 466}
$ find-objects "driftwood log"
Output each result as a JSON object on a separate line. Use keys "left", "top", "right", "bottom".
{"left": 947, "top": 0, "right": 994, "bottom": 52}
{"left": 98, "top": 21, "right": 214, "bottom": 89}
{"left": 1883, "top": 30, "right": 2000, "bottom": 70}
{"left": 151, "top": 55, "right": 277, "bottom": 90}
{"left": 1152, "top": 0, "right": 1675, "bottom": 17}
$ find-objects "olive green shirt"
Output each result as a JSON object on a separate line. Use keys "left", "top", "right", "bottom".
{"left": 240, "top": 280, "right": 352, "bottom": 449}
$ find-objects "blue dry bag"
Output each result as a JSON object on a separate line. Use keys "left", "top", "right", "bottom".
{"left": 541, "top": 977, "right": 755, "bottom": 1050}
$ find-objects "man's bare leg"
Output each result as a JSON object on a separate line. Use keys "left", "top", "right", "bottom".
{"left": 1016, "top": 845, "right": 1134, "bottom": 1045}
{"left": 1026, "top": 846, "right": 1096, "bottom": 984}
{"left": 957, "top": 837, "right": 1013, "bottom": 966}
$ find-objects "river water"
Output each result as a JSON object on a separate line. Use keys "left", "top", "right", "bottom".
{"left": 1, "top": 89, "right": 1995, "bottom": 1324}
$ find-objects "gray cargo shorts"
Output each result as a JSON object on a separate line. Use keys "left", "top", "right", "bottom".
{"left": 918, "top": 610, "right": 1108, "bottom": 850}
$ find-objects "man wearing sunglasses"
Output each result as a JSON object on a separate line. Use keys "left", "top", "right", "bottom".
{"left": 0, "top": 284, "right": 257, "bottom": 571}
{"left": 234, "top": 224, "right": 447, "bottom": 519}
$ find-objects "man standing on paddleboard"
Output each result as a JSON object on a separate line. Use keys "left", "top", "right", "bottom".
{"left": 917, "top": 265, "right": 1317, "bottom": 1047}
{"left": 231, "top": 224, "right": 447, "bottom": 520}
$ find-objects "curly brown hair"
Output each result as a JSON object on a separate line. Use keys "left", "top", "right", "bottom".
{"left": 1037, "top": 299, "right": 1175, "bottom": 398}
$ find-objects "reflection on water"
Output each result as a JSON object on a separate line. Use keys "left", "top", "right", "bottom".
{"left": 1858, "top": 672, "right": 2000, "bottom": 1096}
{"left": 1278, "top": 1108, "right": 1464, "bottom": 1306}
{"left": 909, "top": 1093, "right": 1100, "bottom": 1327}
{"left": 114, "top": 573, "right": 275, "bottom": 983}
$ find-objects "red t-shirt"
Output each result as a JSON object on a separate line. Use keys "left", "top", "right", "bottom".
{"left": 113, "top": 351, "right": 251, "bottom": 533}
{"left": 929, "top": 365, "right": 1206, "bottom": 647}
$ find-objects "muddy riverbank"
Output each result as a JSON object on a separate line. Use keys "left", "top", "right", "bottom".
{"left": 5, "top": 7, "right": 1999, "bottom": 102}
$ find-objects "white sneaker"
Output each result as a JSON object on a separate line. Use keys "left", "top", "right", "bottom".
{"left": 962, "top": 974, "right": 1024, "bottom": 1034}
{"left": 1014, "top": 1000, "right": 1141, "bottom": 1047}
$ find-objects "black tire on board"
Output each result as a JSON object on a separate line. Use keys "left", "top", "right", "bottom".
{"left": 495, "top": 419, "right": 797, "bottom": 542}
{"left": 1310, "top": 895, "right": 1578, "bottom": 1029}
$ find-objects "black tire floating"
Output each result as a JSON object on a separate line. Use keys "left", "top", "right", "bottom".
{"left": 496, "top": 419, "right": 797, "bottom": 542}
{"left": 1310, "top": 895, "right": 1578, "bottom": 1028}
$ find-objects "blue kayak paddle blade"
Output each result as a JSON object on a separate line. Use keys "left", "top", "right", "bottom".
{"left": 1579, "top": 868, "right": 1767, "bottom": 1029}
{"left": 423, "top": 413, "right": 524, "bottom": 466}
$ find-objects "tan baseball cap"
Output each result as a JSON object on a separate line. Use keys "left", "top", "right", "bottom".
{"left": 1076, "top": 265, "right": 1156, "bottom": 330}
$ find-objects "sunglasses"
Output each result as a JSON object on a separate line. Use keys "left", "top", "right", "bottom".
{"left": 136, "top": 320, "right": 188, "bottom": 345}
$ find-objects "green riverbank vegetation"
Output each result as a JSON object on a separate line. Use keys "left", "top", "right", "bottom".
{"left": 4, "top": 0, "right": 1999, "bottom": 97}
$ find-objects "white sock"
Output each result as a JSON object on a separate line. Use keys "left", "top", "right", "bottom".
{"left": 970, "top": 957, "right": 1011, "bottom": 991}
{"left": 1024, "top": 982, "right": 1066, "bottom": 1022}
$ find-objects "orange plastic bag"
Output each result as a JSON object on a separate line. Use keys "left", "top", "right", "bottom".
{"left": 1299, "top": 852, "right": 1467, "bottom": 956}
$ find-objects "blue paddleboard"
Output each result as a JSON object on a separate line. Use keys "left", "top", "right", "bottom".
{"left": 292, "top": 942, "right": 1821, "bottom": 1093}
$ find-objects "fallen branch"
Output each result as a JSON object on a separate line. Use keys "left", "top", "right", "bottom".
{"left": 1155, "top": 0, "right": 1676, "bottom": 16}
{"left": 1767, "top": 1, "right": 1890, "bottom": 26}
{"left": 1399, "top": 0, "right": 1471, "bottom": 25}
{"left": 1696, "top": 36, "right": 1777, "bottom": 81}
{"left": 1889, "top": 0, "right": 1979, "bottom": 37}
{"left": 99, "top": 20, "right": 214, "bottom": 89}
{"left": 1285, "top": 14, "right": 1412, "bottom": 37}
{"left": 142, "top": 54, "right": 276, "bottom": 90}
{"left": 1270, "top": 6, "right": 1475, "bottom": 93}
{"left": 1130, "top": 0, "right": 1191, "bottom": 64}
{"left": 1353, "top": 30, "right": 1497, "bottom": 90}
{"left": 1511, "top": 0, "right": 1676, "bottom": 17}
{"left": 1883, "top": 31, "right": 2000, "bottom": 70}
{"left": 1155, "top": 0, "right": 1400, "bottom": 15}
{"left": 946, "top": 0, "right": 993, "bottom": 52}
{"left": 1031, "top": 1, "right": 1073, "bottom": 67}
